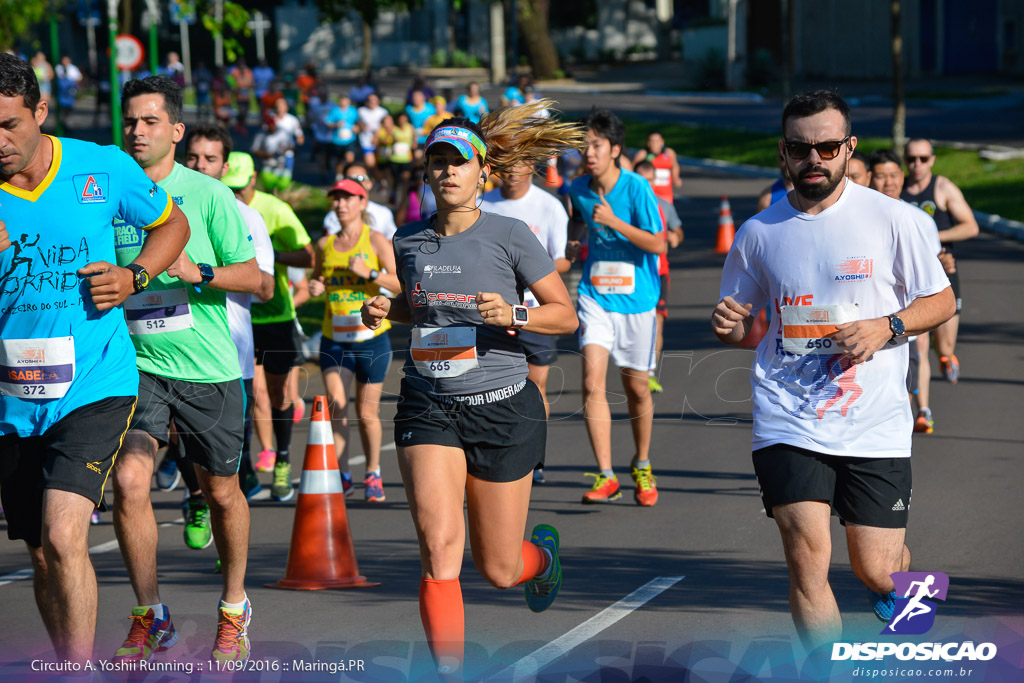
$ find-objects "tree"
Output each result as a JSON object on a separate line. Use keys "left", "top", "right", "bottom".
{"left": 891, "top": 0, "right": 906, "bottom": 151}
{"left": 513, "top": 0, "right": 560, "bottom": 80}
{"left": 0, "top": 0, "right": 52, "bottom": 53}
{"left": 316, "top": 0, "right": 418, "bottom": 71}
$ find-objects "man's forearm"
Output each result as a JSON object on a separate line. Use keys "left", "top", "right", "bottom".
{"left": 275, "top": 244, "right": 314, "bottom": 267}
{"left": 611, "top": 220, "right": 665, "bottom": 254}
{"left": 897, "top": 287, "right": 956, "bottom": 337}
{"left": 136, "top": 207, "right": 190, "bottom": 277}
{"left": 206, "top": 260, "right": 263, "bottom": 294}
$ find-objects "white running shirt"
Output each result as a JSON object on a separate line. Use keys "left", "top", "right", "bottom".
{"left": 720, "top": 181, "right": 950, "bottom": 458}
{"left": 227, "top": 198, "right": 276, "bottom": 380}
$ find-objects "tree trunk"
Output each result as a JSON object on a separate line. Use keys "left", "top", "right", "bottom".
{"left": 891, "top": 0, "right": 906, "bottom": 151}
{"left": 362, "top": 19, "right": 372, "bottom": 71}
{"left": 516, "top": 0, "right": 560, "bottom": 80}
{"left": 121, "top": 0, "right": 132, "bottom": 36}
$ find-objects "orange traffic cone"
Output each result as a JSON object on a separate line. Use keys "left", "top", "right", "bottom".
{"left": 714, "top": 195, "right": 736, "bottom": 254}
{"left": 740, "top": 309, "right": 768, "bottom": 348}
{"left": 266, "top": 396, "right": 380, "bottom": 590}
{"left": 545, "top": 159, "right": 563, "bottom": 188}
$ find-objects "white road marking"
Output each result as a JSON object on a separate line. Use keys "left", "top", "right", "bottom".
{"left": 493, "top": 575, "right": 685, "bottom": 681}
{"left": 0, "top": 518, "right": 184, "bottom": 588}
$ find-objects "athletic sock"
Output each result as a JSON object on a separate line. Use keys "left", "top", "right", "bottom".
{"left": 187, "top": 492, "right": 206, "bottom": 505}
{"left": 515, "top": 540, "right": 551, "bottom": 585}
{"left": 139, "top": 603, "right": 165, "bottom": 621}
{"left": 367, "top": 468, "right": 381, "bottom": 478}
{"left": 219, "top": 595, "right": 248, "bottom": 611}
{"left": 179, "top": 458, "right": 201, "bottom": 494}
{"left": 634, "top": 459, "right": 651, "bottom": 470}
{"left": 419, "top": 578, "right": 464, "bottom": 674}
{"left": 271, "top": 407, "right": 293, "bottom": 464}
{"left": 601, "top": 468, "right": 615, "bottom": 479}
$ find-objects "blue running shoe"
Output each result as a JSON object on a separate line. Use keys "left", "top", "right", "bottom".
{"left": 524, "top": 524, "right": 561, "bottom": 613}
{"left": 155, "top": 455, "right": 181, "bottom": 492}
{"left": 869, "top": 589, "right": 897, "bottom": 622}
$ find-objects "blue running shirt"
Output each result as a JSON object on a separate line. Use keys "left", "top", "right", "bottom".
{"left": 0, "top": 136, "right": 172, "bottom": 436}
{"left": 570, "top": 169, "right": 662, "bottom": 314}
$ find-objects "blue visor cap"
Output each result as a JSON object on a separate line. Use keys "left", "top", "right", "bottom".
{"left": 425, "top": 126, "right": 487, "bottom": 161}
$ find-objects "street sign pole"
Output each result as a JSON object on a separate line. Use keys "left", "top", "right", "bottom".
{"left": 108, "top": 0, "right": 121, "bottom": 147}
{"left": 50, "top": 9, "right": 63, "bottom": 136}
{"left": 180, "top": 20, "right": 192, "bottom": 88}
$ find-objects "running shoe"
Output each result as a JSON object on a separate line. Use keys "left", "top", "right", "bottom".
{"left": 215, "top": 558, "right": 222, "bottom": 574}
{"left": 211, "top": 599, "right": 252, "bottom": 664}
{"left": 0, "top": 507, "right": 4, "bottom": 520}
{"left": 240, "top": 473, "right": 263, "bottom": 502}
{"left": 364, "top": 473, "right": 386, "bottom": 502}
{"left": 914, "top": 409, "right": 934, "bottom": 435}
{"left": 524, "top": 524, "right": 562, "bottom": 613}
{"left": 342, "top": 472, "right": 355, "bottom": 498}
{"left": 254, "top": 449, "right": 276, "bottom": 472}
{"left": 155, "top": 455, "right": 181, "bottom": 492}
{"left": 939, "top": 355, "right": 960, "bottom": 384}
{"left": 581, "top": 473, "right": 621, "bottom": 504}
{"left": 648, "top": 375, "right": 663, "bottom": 393}
{"left": 292, "top": 400, "right": 306, "bottom": 423}
{"left": 184, "top": 499, "right": 213, "bottom": 549}
{"left": 113, "top": 606, "right": 177, "bottom": 662}
{"left": 631, "top": 465, "right": 659, "bottom": 507}
{"left": 869, "top": 589, "right": 898, "bottom": 623}
{"left": 533, "top": 468, "right": 546, "bottom": 485}
{"left": 90, "top": 510, "right": 102, "bottom": 525}
{"left": 271, "top": 462, "right": 294, "bottom": 502}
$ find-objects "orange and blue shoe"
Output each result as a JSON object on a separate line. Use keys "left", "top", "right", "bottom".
{"left": 212, "top": 598, "right": 252, "bottom": 664}
{"left": 524, "top": 524, "right": 561, "bottom": 613}
{"left": 914, "top": 408, "right": 934, "bottom": 434}
{"left": 364, "top": 473, "right": 386, "bottom": 502}
{"left": 939, "top": 355, "right": 960, "bottom": 384}
{"left": 581, "top": 473, "right": 621, "bottom": 504}
{"left": 113, "top": 606, "right": 177, "bottom": 662}
{"left": 631, "top": 465, "right": 659, "bottom": 507}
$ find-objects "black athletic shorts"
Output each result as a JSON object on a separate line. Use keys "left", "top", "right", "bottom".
{"left": 657, "top": 273, "right": 670, "bottom": 318}
{"left": 516, "top": 329, "right": 558, "bottom": 367}
{"left": 394, "top": 378, "right": 546, "bottom": 482}
{"left": 253, "top": 319, "right": 305, "bottom": 375}
{"left": 752, "top": 443, "right": 911, "bottom": 528}
{"left": 0, "top": 396, "right": 136, "bottom": 547}
{"left": 132, "top": 373, "right": 246, "bottom": 477}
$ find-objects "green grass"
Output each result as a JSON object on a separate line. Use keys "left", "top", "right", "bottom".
{"left": 625, "top": 120, "right": 1024, "bottom": 221}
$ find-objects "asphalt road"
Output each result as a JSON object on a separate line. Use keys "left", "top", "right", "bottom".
{"left": 1, "top": 167, "right": 1022, "bottom": 682}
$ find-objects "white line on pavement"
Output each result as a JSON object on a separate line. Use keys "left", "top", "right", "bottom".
{"left": 0, "top": 517, "right": 184, "bottom": 588}
{"left": 493, "top": 575, "right": 685, "bottom": 681}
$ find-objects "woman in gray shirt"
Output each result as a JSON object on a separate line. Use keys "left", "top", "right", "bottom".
{"left": 362, "top": 101, "right": 583, "bottom": 677}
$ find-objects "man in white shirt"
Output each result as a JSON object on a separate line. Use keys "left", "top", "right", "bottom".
{"left": 357, "top": 92, "right": 389, "bottom": 173}
{"left": 252, "top": 98, "right": 304, "bottom": 190}
{"left": 712, "top": 90, "right": 955, "bottom": 654}
{"left": 481, "top": 164, "right": 571, "bottom": 483}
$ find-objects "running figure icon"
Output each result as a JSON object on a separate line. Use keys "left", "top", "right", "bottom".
{"left": 889, "top": 574, "right": 940, "bottom": 632}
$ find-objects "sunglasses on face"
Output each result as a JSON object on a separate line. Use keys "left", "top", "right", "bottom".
{"left": 346, "top": 174, "right": 370, "bottom": 183}
{"left": 783, "top": 136, "right": 851, "bottom": 160}
{"left": 906, "top": 156, "right": 932, "bottom": 164}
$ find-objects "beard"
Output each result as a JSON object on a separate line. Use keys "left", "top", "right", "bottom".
{"left": 793, "top": 164, "right": 844, "bottom": 201}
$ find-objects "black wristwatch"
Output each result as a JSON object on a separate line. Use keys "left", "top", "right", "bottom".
{"left": 126, "top": 263, "right": 150, "bottom": 294}
{"left": 887, "top": 314, "right": 905, "bottom": 344}
{"left": 198, "top": 263, "right": 215, "bottom": 286}
{"left": 368, "top": 269, "right": 380, "bottom": 282}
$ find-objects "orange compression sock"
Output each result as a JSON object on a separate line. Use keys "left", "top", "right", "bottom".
{"left": 515, "top": 539, "right": 550, "bottom": 586}
{"left": 419, "top": 577, "right": 465, "bottom": 673}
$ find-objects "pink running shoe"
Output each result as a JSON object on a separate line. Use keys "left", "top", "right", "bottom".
{"left": 292, "top": 400, "right": 306, "bottom": 423}
{"left": 254, "top": 449, "right": 276, "bottom": 472}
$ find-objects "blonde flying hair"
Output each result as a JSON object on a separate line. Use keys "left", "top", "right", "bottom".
{"left": 440, "top": 98, "right": 586, "bottom": 176}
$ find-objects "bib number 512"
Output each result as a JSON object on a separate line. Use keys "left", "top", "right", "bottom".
{"left": 805, "top": 338, "right": 833, "bottom": 350}
{"left": 429, "top": 361, "right": 451, "bottom": 372}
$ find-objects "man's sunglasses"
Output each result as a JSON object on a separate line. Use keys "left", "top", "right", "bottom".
{"left": 783, "top": 136, "right": 851, "bottom": 160}
{"left": 346, "top": 174, "right": 371, "bottom": 183}
{"left": 906, "top": 155, "right": 932, "bottom": 164}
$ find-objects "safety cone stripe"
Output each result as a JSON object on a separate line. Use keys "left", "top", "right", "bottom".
{"left": 306, "top": 420, "right": 333, "bottom": 446}
{"left": 300, "top": 469, "right": 345, "bottom": 495}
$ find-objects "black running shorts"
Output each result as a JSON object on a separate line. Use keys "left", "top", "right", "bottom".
{"left": 516, "top": 329, "right": 558, "bottom": 367}
{"left": 394, "top": 378, "right": 546, "bottom": 482}
{"left": 253, "top": 319, "right": 305, "bottom": 375}
{"left": 132, "top": 373, "right": 246, "bottom": 476}
{"left": 752, "top": 443, "right": 911, "bottom": 528}
{"left": 0, "top": 396, "right": 137, "bottom": 547}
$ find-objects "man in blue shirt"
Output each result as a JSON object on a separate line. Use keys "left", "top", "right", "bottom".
{"left": 568, "top": 109, "right": 665, "bottom": 507}
{"left": 0, "top": 52, "right": 189, "bottom": 666}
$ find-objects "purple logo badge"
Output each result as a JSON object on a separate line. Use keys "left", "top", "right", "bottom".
{"left": 884, "top": 572, "right": 949, "bottom": 635}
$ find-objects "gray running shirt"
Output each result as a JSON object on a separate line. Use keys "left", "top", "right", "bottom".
{"left": 394, "top": 211, "right": 555, "bottom": 395}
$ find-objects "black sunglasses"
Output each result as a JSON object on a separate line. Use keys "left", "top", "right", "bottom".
{"left": 346, "top": 174, "right": 371, "bottom": 183}
{"left": 784, "top": 136, "right": 851, "bottom": 160}
{"left": 906, "top": 155, "right": 932, "bottom": 164}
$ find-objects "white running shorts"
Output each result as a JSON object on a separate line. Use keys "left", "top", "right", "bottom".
{"left": 577, "top": 294, "right": 657, "bottom": 372}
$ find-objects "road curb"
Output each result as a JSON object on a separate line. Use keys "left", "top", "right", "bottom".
{"left": 677, "top": 157, "right": 1024, "bottom": 242}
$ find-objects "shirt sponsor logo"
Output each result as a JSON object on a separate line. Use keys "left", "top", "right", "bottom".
{"left": 835, "top": 257, "right": 873, "bottom": 282}
{"left": 18, "top": 348, "right": 46, "bottom": 364}
{"left": 410, "top": 282, "right": 477, "bottom": 309}
{"left": 423, "top": 264, "right": 462, "bottom": 279}
{"left": 72, "top": 173, "right": 109, "bottom": 204}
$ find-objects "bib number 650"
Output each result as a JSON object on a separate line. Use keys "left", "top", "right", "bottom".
{"left": 805, "top": 338, "right": 834, "bottom": 350}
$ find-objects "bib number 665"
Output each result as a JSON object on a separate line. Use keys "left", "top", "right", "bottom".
{"left": 429, "top": 361, "right": 451, "bottom": 372}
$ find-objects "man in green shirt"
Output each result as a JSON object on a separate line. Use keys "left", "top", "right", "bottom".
{"left": 221, "top": 152, "right": 312, "bottom": 502}
{"left": 111, "top": 76, "right": 261, "bottom": 665}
